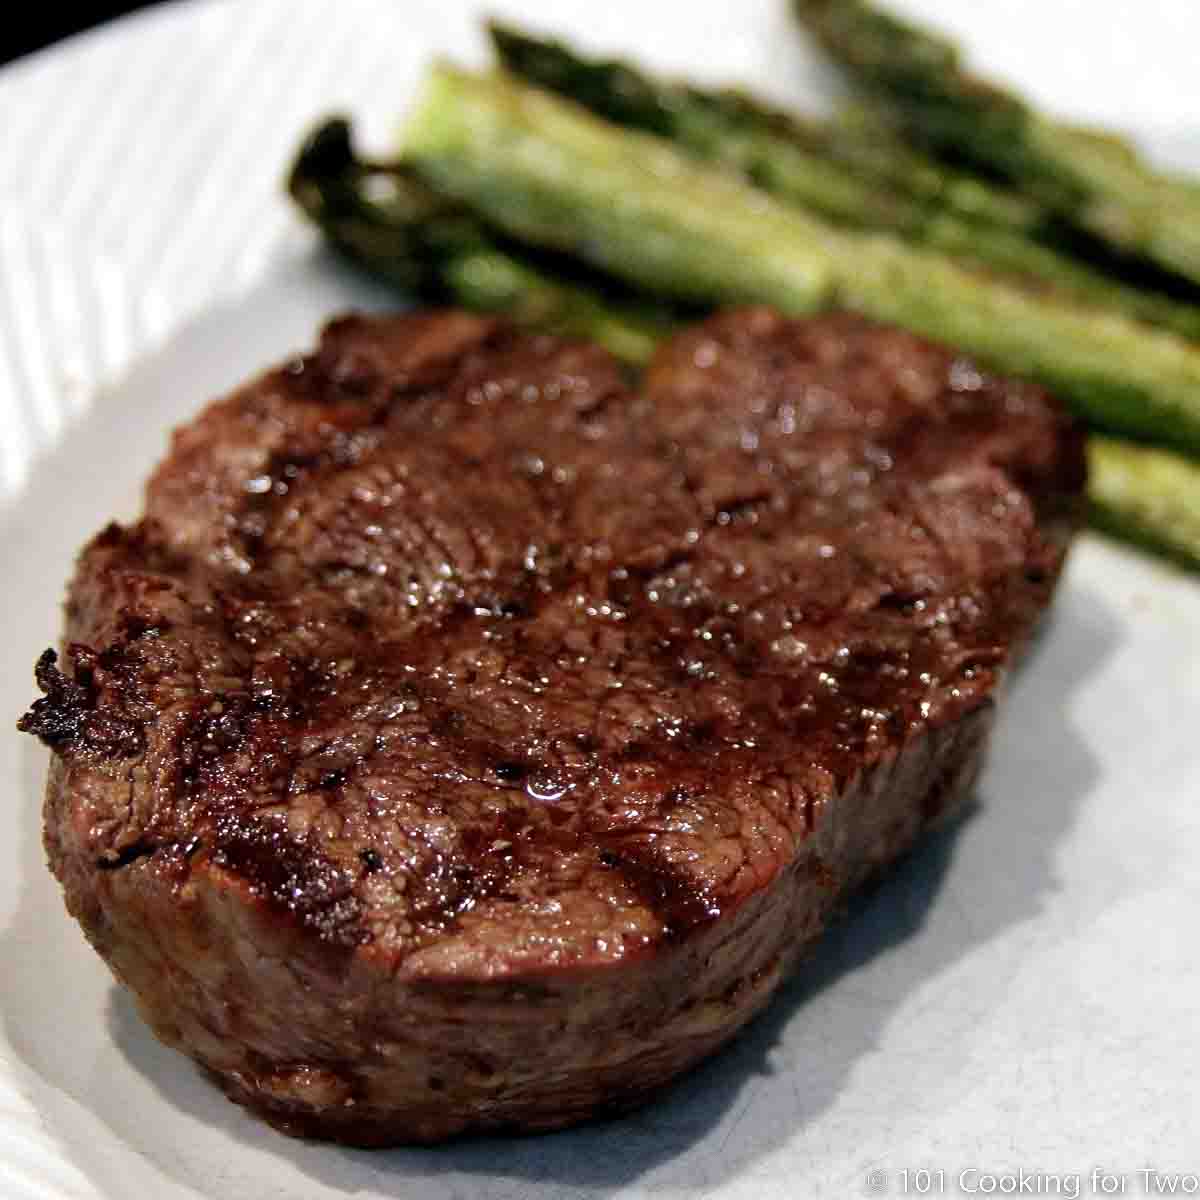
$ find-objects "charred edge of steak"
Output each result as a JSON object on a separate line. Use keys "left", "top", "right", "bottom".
{"left": 95, "top": 834, "right": 204, "bottom": 874}
{"left": 596, "top": 840, "right": 722, "bottom": 941}
{"left": 206, "top": 812, "right": 367, "bottom": 950}
{"left": 17, "top": 647, "right": 144, "bottom": 759}
{"left": 96, "top": 840, "right": 159, "bottom": 871}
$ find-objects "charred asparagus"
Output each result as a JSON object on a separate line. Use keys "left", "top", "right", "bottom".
{"left": 490, "top": 23, "right": 1200, "bottom": 341}
{"left": 289, "top": 116, "right": 671, "bottom": 363}
{"left": 792, "top": 0, "right": 1200, "bottom": 287}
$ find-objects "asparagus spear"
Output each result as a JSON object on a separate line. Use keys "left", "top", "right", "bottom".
{"left": 402, "top": 67, "right": 1200, "bottom": 453}
{"left": 287, "top": 116, "right": 670, "bottom": 363}
{"left": 1088, "top": 437, "right": 1200, "bottom": 571}
{"left": 792, "top": 0, "right": 1200, "bottom": 287}
{"left": 490, "top": 24, "right": 1200, "bottom": 342}
{"left": 490, "top": 22, "right": 1039, "bottom": 235}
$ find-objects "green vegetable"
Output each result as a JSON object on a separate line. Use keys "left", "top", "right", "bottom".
{"left": 490, "top": 22, "right": 1039, "bottom": 235}
{"left": 792, "top": 0, "right": 1200, "bottom": 286}
{"left": 401, "top": 67, "right": 1200, "bottom": 453}
{"left": 490, "top": 23, "right": 1200, "bottom": 341}
{"left": 1088, "top": 437, "right": 1200, "bottom": 571}
{"left": 287, "top": 116, "right": 670, "bottom": 363}
{"left": 403, "top": 67, "right": 838, "bottom": 314}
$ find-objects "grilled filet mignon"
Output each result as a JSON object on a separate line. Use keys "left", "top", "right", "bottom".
{"left": 20, "top": 308, "right": 1085, "bottom": 1144}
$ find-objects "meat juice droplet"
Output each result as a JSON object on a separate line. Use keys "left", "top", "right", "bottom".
{"left": 525, "top": 778, "right": 570, "bottom": 803}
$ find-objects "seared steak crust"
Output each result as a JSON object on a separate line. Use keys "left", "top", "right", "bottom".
{"left": 21, "top": 308, "right": 1085, "bottom": 1144}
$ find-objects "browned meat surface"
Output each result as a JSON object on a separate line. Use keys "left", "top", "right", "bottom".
{"left": 19, "top": 308, "right": 1086, "bottom": 1145}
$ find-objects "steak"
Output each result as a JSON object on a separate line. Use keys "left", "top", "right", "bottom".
{"left": 19, "top": 308, "right": 1085, "bottom": 1145}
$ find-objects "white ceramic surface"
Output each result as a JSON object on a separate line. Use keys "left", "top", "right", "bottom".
{"left": 2, "top": 3, "right": 1198, "bottom": 1197}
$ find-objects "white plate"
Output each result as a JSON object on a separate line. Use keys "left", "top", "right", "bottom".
{"left": 2, "top": 2, "right": 1199, "bottom": 1197}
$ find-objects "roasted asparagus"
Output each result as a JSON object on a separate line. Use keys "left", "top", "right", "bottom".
{"left": 289, "top": 116, "right": 671, "bottom": 363}
{"left": 792, "top": 0, "right": 1200, "bottom": 287}
{"left": 490, "top": 24, "right": 1200, "bottom": 342}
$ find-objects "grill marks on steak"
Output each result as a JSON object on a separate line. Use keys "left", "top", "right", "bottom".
{"left": 25, "top": 310, "right": 1081, "bottom": 970}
